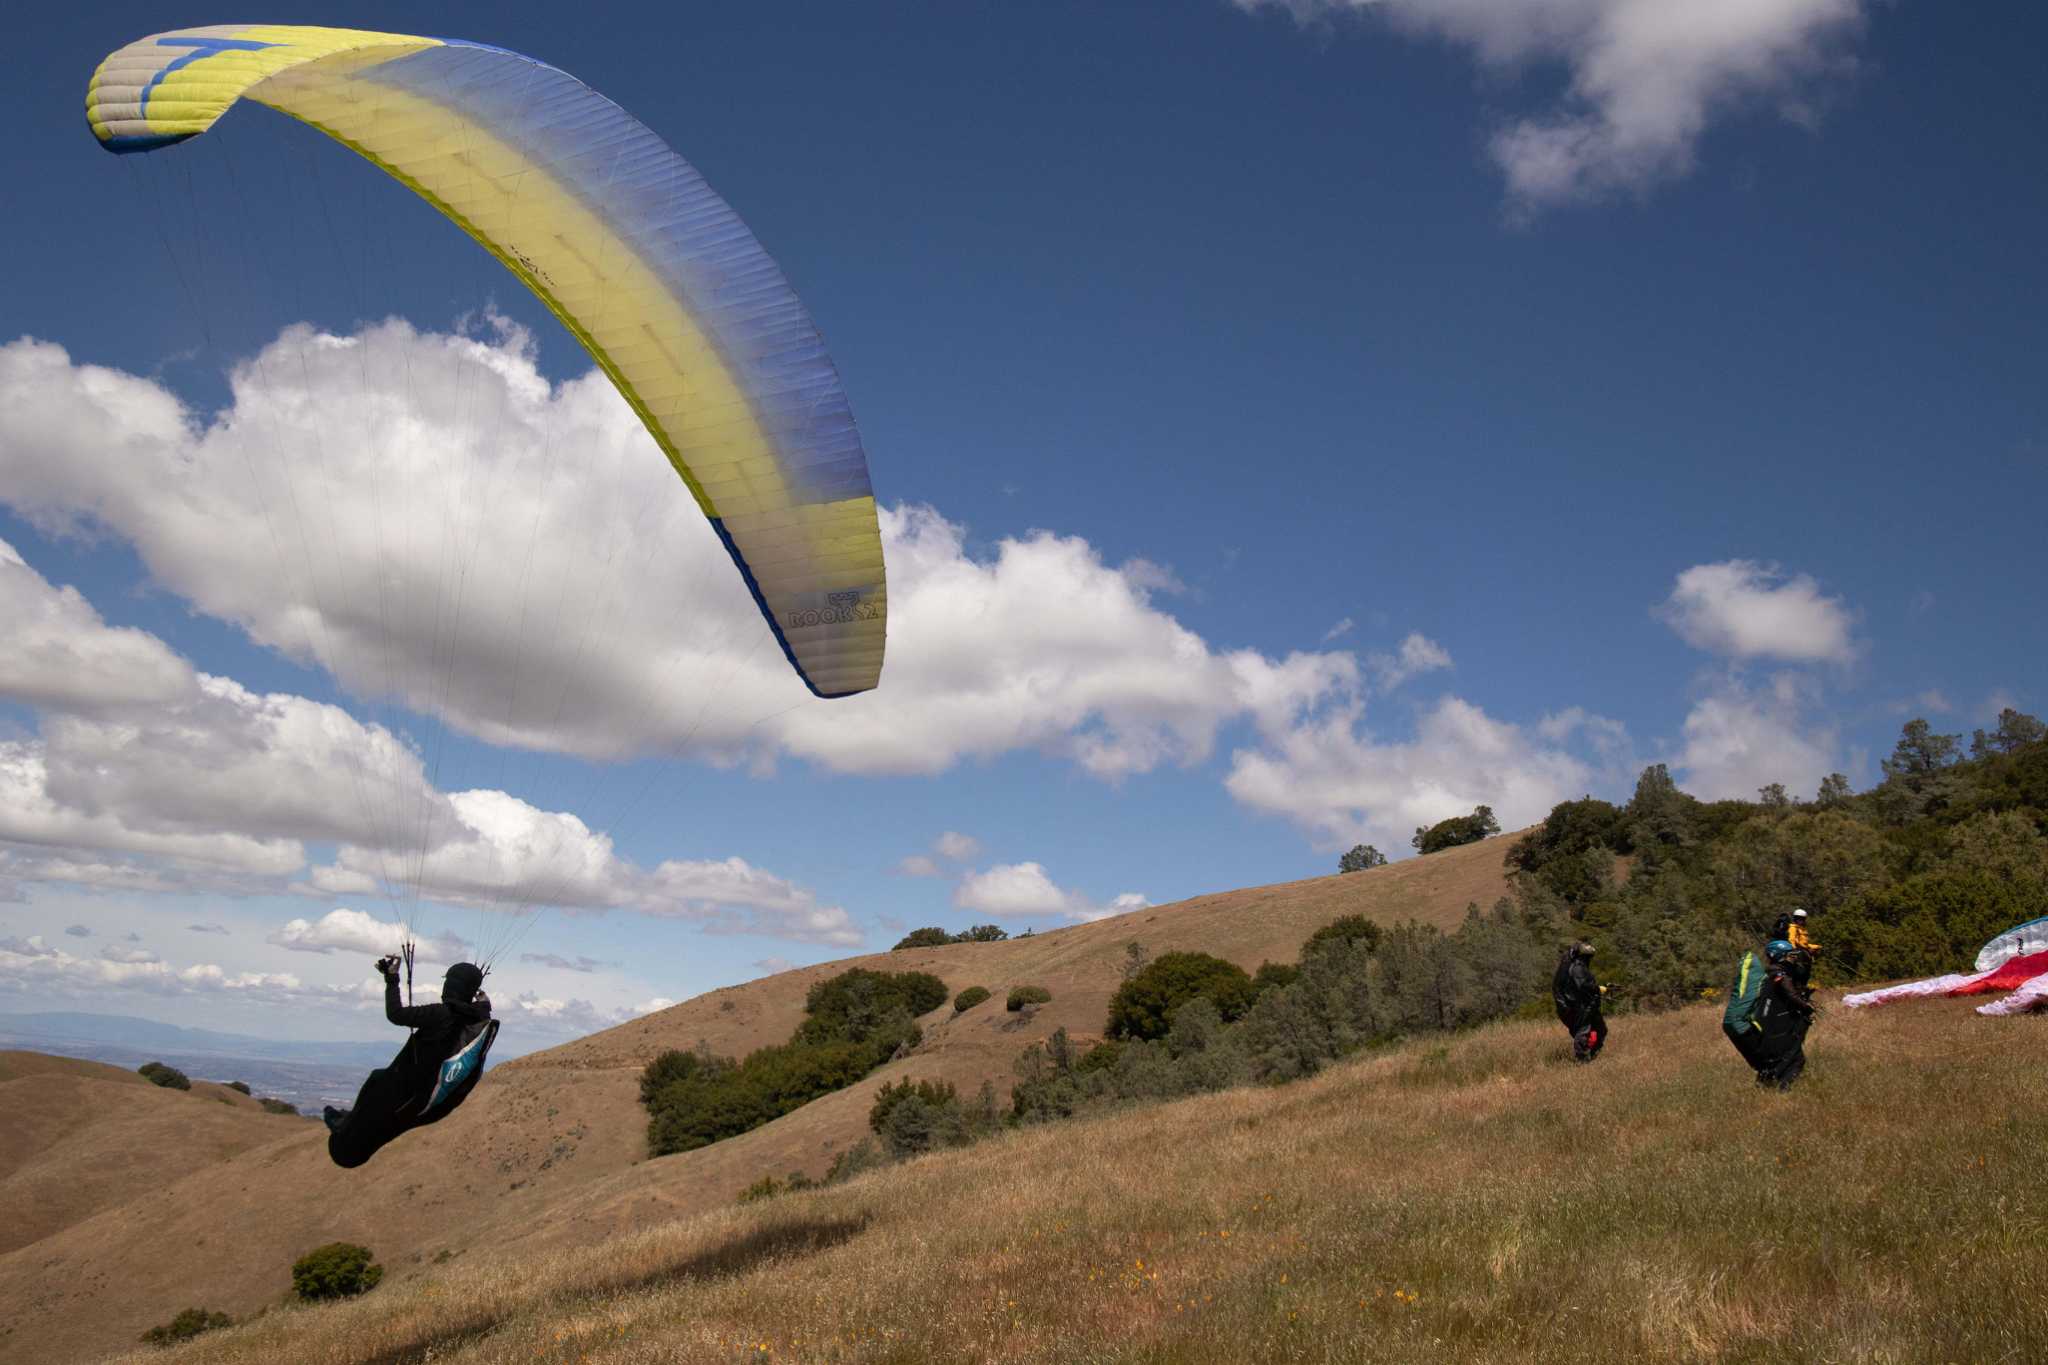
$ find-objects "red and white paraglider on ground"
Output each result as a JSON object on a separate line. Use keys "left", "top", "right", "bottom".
{"left": 1844, "top": 916, "right": 2048, "bottom": 1016}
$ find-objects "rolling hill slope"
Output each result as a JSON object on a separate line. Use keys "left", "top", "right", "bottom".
{"left": 0, "top": 1052, "right": 303, "bottom": 1259}
{"left": 0, "top": 837, "right": 1514, "bottom": 1363}
{"left": 102, "top": 992, "right": 2048, "bottom": 1364}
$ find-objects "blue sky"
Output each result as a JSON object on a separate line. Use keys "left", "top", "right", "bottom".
{"left": 2, "top": 1, "right": 2041, "bottom": 1050}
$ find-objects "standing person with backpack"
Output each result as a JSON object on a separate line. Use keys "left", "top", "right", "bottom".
{"left": 1752, "top": 942, "right": 1816, "bottom": 1090}
{"left": 1724, "top": 940, "right": 1815, "bottom": 1089}
{"left": 1553, "top": 940, "right": 1607, "bottom": 1063}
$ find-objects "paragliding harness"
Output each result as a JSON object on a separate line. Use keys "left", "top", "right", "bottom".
{"left": 1722, "top": 949, "right": 1769, "bottom": 1064}
{"left": 422, "top": 1017, "right": 499, "bottom": 1115}
{"left": 1720, "top": 957, "right": 1769, "bottom": 1055}
{"left": 396, "top": 940, "right": 500, "bottom": 1120}
{"left": 1727, "top": 943, "right": 1816, "bottom": 1088}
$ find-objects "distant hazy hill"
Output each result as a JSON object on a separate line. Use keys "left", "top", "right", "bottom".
{"left": 0, "top": 1012, "right": 392, "bottom": 1066}
{"left": 0, "top": 1014, "right": 395, "bottom": 1112}
{"left": 0, "top": 836, "right": 1516, "bottom": 1364}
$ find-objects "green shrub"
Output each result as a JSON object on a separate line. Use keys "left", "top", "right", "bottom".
{"left": 1830, "top": 867, "right": 2048, "bottom": 982}
{"left": 877, "top": 1092, "right": 968, "bottom": 1158}
{"left": 1303, "top": 914, "right": 1383, "bottom": 958}
{"left": 868, "top": 1077, "right": 998, "bottom": 1159}
{"left": 139, "top": 1308, "right": 231, "bottom": 1347}
{"left": 1504, "top": 796, "right": 1627, "bottom": 901}
{"left": 645, "top": 1039, "right": 874, "bottom": 1156}
{"left": 824, "top": 1137, "right": 888, "bottom": 1184}
{"left": 1706, "top": 810, "right": 1889, "bottom": 937}
{"left": 798, "top": 969, "right": 949, "bottom": 1043}
{"left": 290, "top": 1242, "right": 383, "bottom": 1301}
{"left": 1105, "top": 952, "right": 1253, "bottom": 1040}
{"left": 225, "top": 1081, "right": 251, "bottom": 1095}
{"left": 894, "top": 925, "right": 1006, "bottom": 948}
{"left": 641, "top": 969, "right": 950, "bottom": 1158}
{"left": 736, "top": 1171, "right": 815, "bottom": 1204}
{"left": 953, "top": 985, "right": 992, "bottom": 1013}
{"left": 138, "top": 1062, "right": 190, "bottom": 1090}
{"left": 1076, "top": 1039, "right": 1124, "bottom": 1073}
{"left": 258, "top": 1097, "right": 299, "bottom": 1115}
{"left": 1252, "top": 961, "right": 1299, "bottom": 994}
{"left": 1007, "top": 984, "right": 1052, "bottom": 1012}
{"left": 1338, "top": 844, "right": 1387, "bottom": 873}
{"left": 869, "top": 1077, "right": 958, "bottom": 1134}
{"left": 639, "top": 1047, "right": 725, "bottom": 1105}
{"left": 1413, "top": 805, "right": 1501, "bottom": 855}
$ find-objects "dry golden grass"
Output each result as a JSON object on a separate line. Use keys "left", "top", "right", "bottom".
{"left": 113, "top": 991, "right": 2047, "bottom": 1365}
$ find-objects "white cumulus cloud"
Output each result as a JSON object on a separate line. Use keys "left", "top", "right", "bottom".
{"left": 1657, "top": 560, "right": 1858, "bottom": 663}
{"left": 0, "top": 529, "right": 194, "bottom": 715}
{"left": 0, "top": 532, "right": 860, "bottom": 947}
{"left": 954, "top": 862, "right": 1073, "bottom": 918}
{"left": 267, "top": 907, "right": 467, "bottom": 961}
{"left": 1237, "top": 0, "right": 1867, "bottom": 211}
{"left": 0, "top": 935, "right": 377, "bottom": 1007}
{"left": 953, "top": 862, "right": 1149, "bottom": 923}
{"left": 0, "top": 331, "right": 1351, "bottom": 790}
{"left": 1675, "top": 672, "right": 1837, "bottom": 800}
{"left": 496, "top": 990, "right": 671, "bottom": 1037}
{"left": 1369, "top": 633, "right": 1453, "bottom": 690}
{"left": 1226, "top": 694, "right": 1621, "bottom": 852}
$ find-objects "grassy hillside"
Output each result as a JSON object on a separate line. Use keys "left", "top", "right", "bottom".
{"left": 106, "top": 992, "right": 2046, "bottom": 1364}
{"left": 0, "top": 838, "right": 1512, "bottom": 1364}
{"left": 0, "top": 1052, "right": 300, "bottom": 1257}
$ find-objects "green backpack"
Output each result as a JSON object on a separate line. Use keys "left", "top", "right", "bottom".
{"left": 1723, "top": 950, "right": 1767, "bottom": 1038}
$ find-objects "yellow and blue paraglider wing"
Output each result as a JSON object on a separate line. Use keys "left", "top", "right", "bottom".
{"left": 88, "top": 25, "right": 886, "bottom": 697}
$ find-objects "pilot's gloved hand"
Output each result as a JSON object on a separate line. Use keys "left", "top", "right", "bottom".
{"left": 376, "top": 955, "right": 400, "bottom": 979}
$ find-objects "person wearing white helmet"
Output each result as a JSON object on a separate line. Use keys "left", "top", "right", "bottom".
{"left": 1770, "top": 907, "right": 1821, "bottom": 958}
